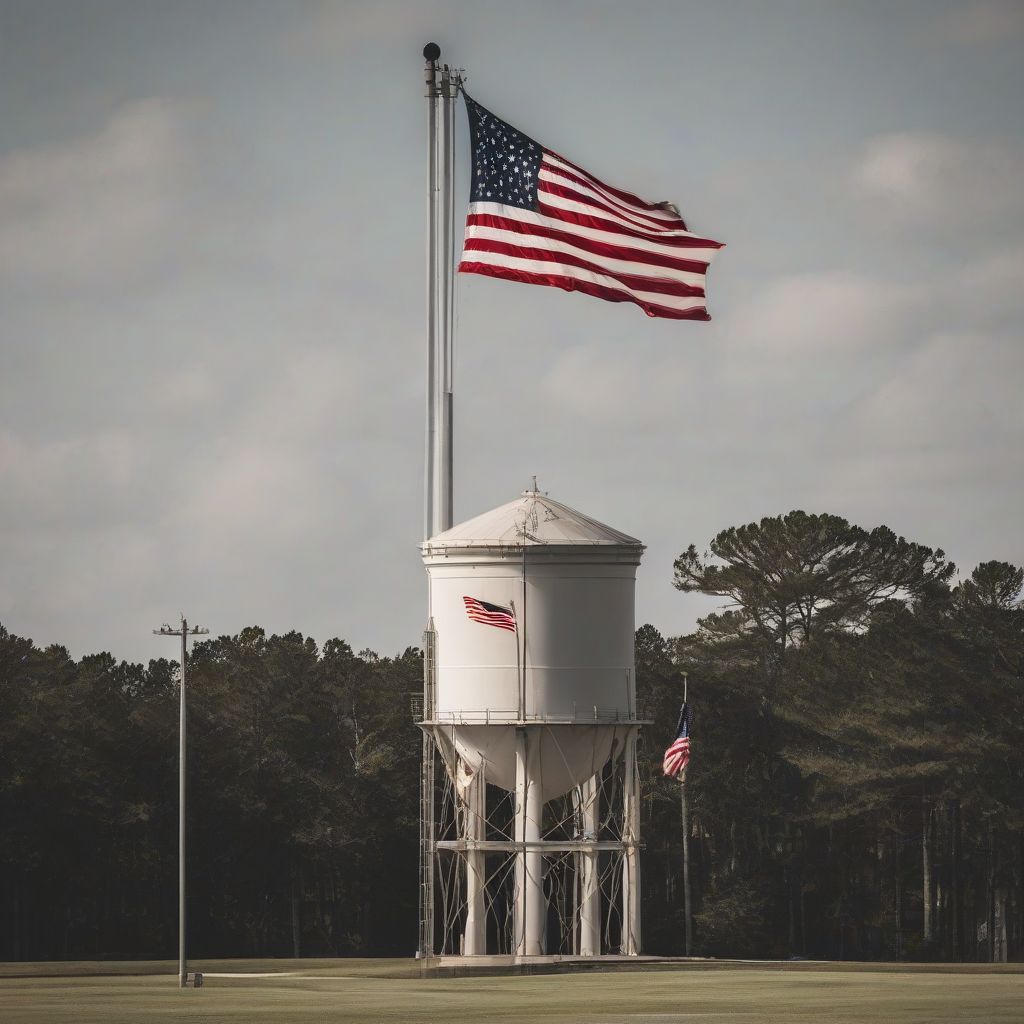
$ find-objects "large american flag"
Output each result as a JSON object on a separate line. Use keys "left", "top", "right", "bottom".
{"left": 462, "top": 596, "right": 517, "bottom": 632}
{"left": 458, "top": 94, "right": 723, "bottom": 321}
{"left": 663, "top": 703, "right": 692, "bottom": 779}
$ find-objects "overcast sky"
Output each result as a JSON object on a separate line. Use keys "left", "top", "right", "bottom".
{"left": 1, "top": 0, "right": 1022, "bottom": 665}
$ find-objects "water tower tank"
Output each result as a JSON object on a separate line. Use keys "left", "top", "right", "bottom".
{"left": 419, "top": 486, "right": 646, "bottom": 959}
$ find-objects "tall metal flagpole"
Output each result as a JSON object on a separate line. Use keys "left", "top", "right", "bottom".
{"left": 424, "top": 44, "right": 439, "bottom": 541}
{"left": 438, "top": 61, "right": 454, "bottom": 533}
{"left": 681, "top": 673, "right": 692, "bottom": 955}
{"left": 424, "top": 43, "right": 456, "bottom": 540}
{"left": 420, "top": 39, "right": 458, "bottom": 961}
{"left": 154, "top": 616, "right": 209, "bottom": 988}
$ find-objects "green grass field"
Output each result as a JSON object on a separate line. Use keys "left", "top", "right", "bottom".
{"left": 2, "top": 959, "right": 1022, "bottom": 1024}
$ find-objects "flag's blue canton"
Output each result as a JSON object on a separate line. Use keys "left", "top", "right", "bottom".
{"left": 466, "top": 96, "right": 542, "bottom": 212}
{"left": 676, "top": 703, "right": 691, "bottom": 740}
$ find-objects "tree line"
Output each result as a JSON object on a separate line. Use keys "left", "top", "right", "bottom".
{"left": 1, "top": 510, "right": 1021, "bottom": 961}
{"left": 641, "top": 512, "right": 1023, "bottom": 962}
{"left": 0, "top": 630, "right": 421, "bottom": 960}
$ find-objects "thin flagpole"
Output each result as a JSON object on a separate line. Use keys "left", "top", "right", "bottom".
{"left": 179, "top": 623, "right": 186, "bottom": 986}
{"left": 681, "top": 776, "right": 692, "bottom": 954}
{"left": 424, "top": 46, "right": 439, "bottom": 541}
{"left": 438, "top": 62, "right": 454, "bottom": 533}
{"left": 681, "top": 673, "right": 692, "bottom": 955}
{"left": 521, "top": 529, "right": 527, "bottom": 719}
{"left": 511, "top": 599, "right": 521, "bottom": 720}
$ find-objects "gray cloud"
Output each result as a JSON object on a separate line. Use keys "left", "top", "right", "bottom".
{"left": 0, "top": 99, "right": 192, "bottom": 288}
{"left": 852, "top": 131, "right": 1024, "bottom": 231}
{"left": 924, "top": 1, "right": 1024, "bottom": 46}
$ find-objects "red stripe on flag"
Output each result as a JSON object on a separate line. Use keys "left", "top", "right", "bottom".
{"left": 458, "top": 262, "right": 712, "bottom": 321}
{"left": 463, "top": 596, "right": 517, "bottom": 632}
{"left": 546, "top": 150, "right": 688, "bottom": 224}
{"left": 540, "top": 178, "right": 678, "bottom": 234}
{"left": 465, "top": 213, "right": 712, "bottom": 273}
{"left": 537, "top": 197, "right": 723, "bottom": 251}
{"left": 461, "top": 239, "right": 706, "bottom": 298}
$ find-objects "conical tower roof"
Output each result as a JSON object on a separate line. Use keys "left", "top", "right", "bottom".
{"left": 423, "top": 486, "right": 643, "bottom": 551}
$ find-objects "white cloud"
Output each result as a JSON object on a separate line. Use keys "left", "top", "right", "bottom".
{"left": 157, "top": 367, "right": 218, "bottom": 413}
{"left": 177, "top": 443, "right": 326, "bottom": 543}
{"left": 0, "top": 428, "right": 142, "bottom": 529}
{"left": 540, "top": 342, "right": 688, "bottom": 429}
{"left": 0, "top": 99, "right": 191, "bottom": 286}
{"left": 725, "top": 271, "right": 923, "bottom": 353}
{"left": 962, "top": 244, "right": 1024, "bottom": 324}
{"left": 852, "top": 132, "right": 1024, "bottom": 228}
{"left": 255, "top": 347, "right": 369, "bottom": 442}
{"left": 844, "top": 331, "right": 1021, "bottom": 452}
{"left": 813, "top": 327, "right": 1024, "bottom": 541}
{"left": 164, "top": 336, "right": 408, "bottom": 580}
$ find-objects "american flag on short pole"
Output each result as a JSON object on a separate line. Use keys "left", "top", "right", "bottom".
{"left": 458, "top": 94, "right": 723, "bottom": 321}
{"left": 663, "top": 703, "right": 692, "bottom": 779}
{"left": 463, "top": 596, "right": 517, "bottom": 632}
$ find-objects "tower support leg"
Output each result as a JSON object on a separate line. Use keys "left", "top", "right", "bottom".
{"left": 462, "top": 765, "right": 486, "bottom": 955}
{"left": 621, "top": 729, "right": 641, "bottom": 955}
{"left": 577, "top": 774, "right": 601, "bottom": 956}
{"left": 514, "top": 728, "right": 545, "bottom": 956}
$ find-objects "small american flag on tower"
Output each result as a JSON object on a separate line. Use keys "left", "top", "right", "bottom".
{"left": 462, "top": 596, "right": 517, "bottom": 632}
{"left": 458, "top": 94, "right": 723, "bottom": 321}
{"left": 663, "top": 703, "right": 692, "bottom": 779}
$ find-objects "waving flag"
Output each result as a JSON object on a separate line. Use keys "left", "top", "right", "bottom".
{"left": 458, "top": 94, "right": 723, "bottom": 321}
{"left": 663, "top": 703, "right": 692, "bottom": 779}
{"left": 463, "top": 596, "right": 517, "bottom": 632}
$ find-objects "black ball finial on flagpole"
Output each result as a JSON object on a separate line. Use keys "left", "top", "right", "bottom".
{"left": 423, "top": 42, "right": 441, "bottom": 62}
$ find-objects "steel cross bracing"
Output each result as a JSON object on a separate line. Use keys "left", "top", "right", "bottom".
{"left": 415, "top": 720, "right": 645, "bottom": 957}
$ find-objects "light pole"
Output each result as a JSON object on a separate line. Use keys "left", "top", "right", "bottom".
{"left": 154, "top": 616, "right": 209, "bottom": 988}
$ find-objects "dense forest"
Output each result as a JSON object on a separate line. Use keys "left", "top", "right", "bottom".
{"left": 1, "top": 511, "right": 1021, "bottom": 962}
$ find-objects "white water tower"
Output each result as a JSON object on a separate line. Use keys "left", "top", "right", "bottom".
{"left": 417, "top": 485, "right": 646, "bottom": 959}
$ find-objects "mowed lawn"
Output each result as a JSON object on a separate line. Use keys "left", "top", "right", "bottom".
{"left": 1, "top": 959, "right": 1022, "bottom": 1024}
